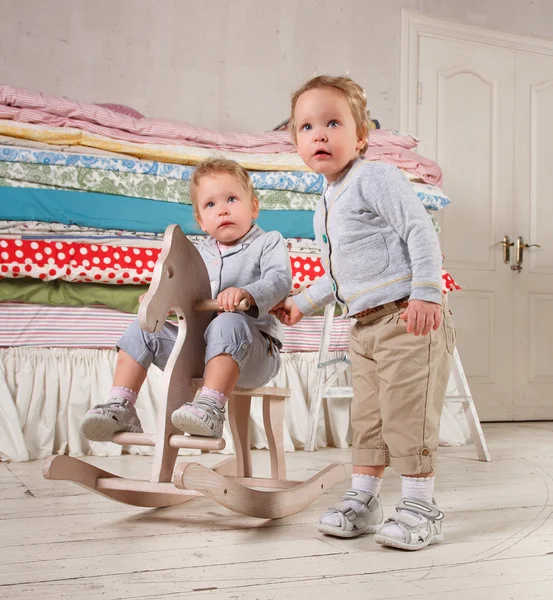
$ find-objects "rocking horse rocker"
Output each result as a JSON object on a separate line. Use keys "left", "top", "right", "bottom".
{"left": 43, "top": 224, "right": 346, "bottom": 519}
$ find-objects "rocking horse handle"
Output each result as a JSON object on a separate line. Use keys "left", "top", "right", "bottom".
{"left": 194, "top": 298, "right": 250, "bottom": 312}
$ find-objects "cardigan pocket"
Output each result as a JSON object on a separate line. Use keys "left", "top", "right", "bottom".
{"left": 337, "top": 232, "right": 390, "bottom": 281}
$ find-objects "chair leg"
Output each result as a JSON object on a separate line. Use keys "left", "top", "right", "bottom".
{"left": 462, "top": 397, "right": 491, "bottom": 462}
{"left": 263, "top": 396, "right": 286, "bottom": 480}
{"left": 228, "top": 395, "right": 252, "bottom": 477}
{"left": 450, "top": 347, "right": 491, "bottom": 462}
{"left": 306, "top": 301, "right": 336, "bottom": 452}
{"left": 305, "top": 366, "right": 327, "bottom": 453}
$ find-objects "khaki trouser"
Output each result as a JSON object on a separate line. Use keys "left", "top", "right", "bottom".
{"left": 349, "top": 299, "right": 455, "bottom": 474}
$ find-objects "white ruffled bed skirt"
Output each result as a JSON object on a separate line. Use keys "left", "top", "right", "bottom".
{"left": 0, "top": 347, "right": 471, "bottom": 462}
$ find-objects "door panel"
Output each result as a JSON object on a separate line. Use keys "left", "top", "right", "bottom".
{"left": 417, "top": 35, "right": 515, "bottom": 420}
{"left": 513, "top": 52, "right": 553, "bottom": 419}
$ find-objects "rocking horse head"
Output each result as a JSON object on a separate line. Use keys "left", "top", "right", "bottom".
{"left": 138, "top": 225, "right": 212, "bottom": 334}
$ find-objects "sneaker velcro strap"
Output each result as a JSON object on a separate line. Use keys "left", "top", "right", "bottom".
{"left": 342, "top": 489, "right": 372, "bottom": 505}
{"left": 396, "top": 498, "right": 444, "bottom": 521}
{"left": 334, "top": 504, "right": 359, "bottom": 522}
{"left": 193, "top": 396, "right": 226, "bottom": 414}
{"left": 326, "top": 489, "right": 377, "bottom": 522}
{"left": 394, "top": 511, "right": 423, "bottom": 528}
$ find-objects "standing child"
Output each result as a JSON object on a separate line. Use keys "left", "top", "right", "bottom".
{"left": 81, "top": 158, "right": 292, "bottom": 440}
{"left": 273, "top": 76, "right": 455, "bottom": 550}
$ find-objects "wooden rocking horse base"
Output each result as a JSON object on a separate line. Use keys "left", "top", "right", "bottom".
{"left": 42, "top": 453, "right": 235, "bottom": 509}
{"left": 174, "top": 461, "right": 346, "bottom": 519}
{"left": 42, "top": 388, "right": 347, "bottom": 518}
{"left": 42, "top": 454, "right": 204, "bottom": 508}
{"left": 43, "top": 389, "right": 347, "bottom": 517}
{"left": 42, "top": 387, "right": 348, "bottom": 518}
{"left": 43, "top": 452, "right": 345, "bottom": 519}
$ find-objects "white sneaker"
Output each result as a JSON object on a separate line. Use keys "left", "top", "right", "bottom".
{"left": 317, "top": 490, "right": 384, "bottom": 538}
{"left": 80, "top": 399, "right": 143, "bottom": 441}
{"left": 171, "top": 395, "right": 226, "bottom": 438}
{"left": 375, "top": 498, "right": 444, "bottom": 551}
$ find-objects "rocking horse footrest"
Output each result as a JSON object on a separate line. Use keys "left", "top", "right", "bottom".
{"left": 112, "top": 432, "right": 226, "bottom": 451}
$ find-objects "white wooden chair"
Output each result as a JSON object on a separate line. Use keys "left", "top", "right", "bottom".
{"left": 305, "top": 302, "right": 491, "bottom": 462}
{"left": 43, "top": 225, "right": 346, "bottom": 518}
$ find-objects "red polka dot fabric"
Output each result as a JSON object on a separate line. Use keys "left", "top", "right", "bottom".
{"left": 290, "top": 255, "right": 325, "bottom": 292}
{"left": 288, "top": 254, "right": 460, "bottom": 295}
{"left": 0, "top": 238, "right": 461, "bottom": 293}
{"left": 0, "top": 239, "right": 157, "bottom": 284}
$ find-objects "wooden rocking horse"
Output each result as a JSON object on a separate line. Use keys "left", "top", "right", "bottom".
{"left": 43, "top": 224, "right": 346, "bottom": 518}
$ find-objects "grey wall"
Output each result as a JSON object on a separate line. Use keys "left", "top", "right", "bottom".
{"left": 1, "top": 0, "right": 553, "bottom": 132}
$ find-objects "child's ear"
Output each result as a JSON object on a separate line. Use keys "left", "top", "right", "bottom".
{"left": 356, "top": 134, "right": 367, "bottom": 154}
{"left": 251, "top": 197, "right": 260, "bottom": 220}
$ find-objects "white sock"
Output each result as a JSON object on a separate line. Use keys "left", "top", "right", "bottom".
{"left": 199, "top": 386, "right": 229, "bottom": 407}
{"left": 380, "top": 476, "right": 435, "bottom": 540}
{"left": 352, "top": 473, "right": 382, "bottom": 497}
{"left": 401, "top": 475, "right": 435, "bottom": 503}
{"left": 321, "top": 474, "right": 382, "bottom": 527}
{"left": 109, "top": 386, "right": 138, "bottom": 406}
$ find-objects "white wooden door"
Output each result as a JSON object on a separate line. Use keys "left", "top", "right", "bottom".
{"left": 417, "top": 35, "right": 516, "bottom": 420}
{"left": 512, "top": 51, "right": 553, "bottom": 420}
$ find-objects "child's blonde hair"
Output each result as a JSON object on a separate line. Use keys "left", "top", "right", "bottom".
{"left": 289, "top": 75, "right": 370, "bottom": 155}
{"left": 190, "top": 157, "right": 256, "bottom": 222}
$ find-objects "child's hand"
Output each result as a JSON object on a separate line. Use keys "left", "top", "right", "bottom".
{"left": 217, "top": 287, "right": 254, "bottom": 312}
{"left": 270, "top": 297, "right": 304, "bottom": 326}
{"left": 399, "top": 299, "right": 442, "bottom": 336}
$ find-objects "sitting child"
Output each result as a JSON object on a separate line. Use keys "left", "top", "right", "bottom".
{"left": 80, "top": 157, "right": 292, "bottom": 440}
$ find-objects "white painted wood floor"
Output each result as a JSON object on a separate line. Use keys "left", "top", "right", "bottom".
{"left": 1, "top": 423, "right": 553, "bottom": 600}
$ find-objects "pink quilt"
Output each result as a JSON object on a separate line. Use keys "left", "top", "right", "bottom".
{"left": 0, "top": 85, "right": 425, "bottom": 157}
{"left": 0, "top": 86, "right": 294, "bottom": 154}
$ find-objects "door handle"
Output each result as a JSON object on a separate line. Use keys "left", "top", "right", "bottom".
{"left": 512, "top": 236, "right": 541, "bottom": 272}
{"left": 497, "top": 235, "right": 514, "bottom": 264}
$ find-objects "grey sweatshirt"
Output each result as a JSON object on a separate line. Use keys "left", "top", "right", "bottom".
{"left": 198, "top": 224, "right": 292, "bottom": 342}
{"left": 294, "top": 158, "right": 443, "bottom": 318}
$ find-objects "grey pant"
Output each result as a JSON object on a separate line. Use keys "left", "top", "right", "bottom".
{"left": 117, "top": 312, "right": 281, "bottom": 389}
